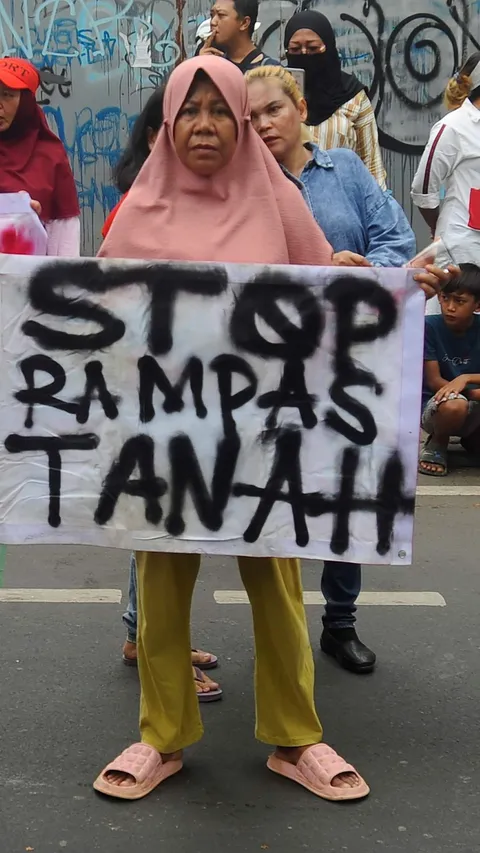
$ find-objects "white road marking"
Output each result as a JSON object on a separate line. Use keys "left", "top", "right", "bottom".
{"left": 214, "top": 590, "right": 446, "bottom": 607}
{"left": 0, "top": 589, "right": 122, "bottom": 603}
{"left": 0, "top": 588, "right": 447, "bottom": 606}
{"left": 416, "top": 485, "right": 480, "bottom": 496}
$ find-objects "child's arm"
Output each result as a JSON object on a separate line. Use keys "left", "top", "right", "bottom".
{"left": 434, "top": 374, "right": 480, "bottom": 403}
{"left": 424, "top": 359, "right": 449, "bottom": 395}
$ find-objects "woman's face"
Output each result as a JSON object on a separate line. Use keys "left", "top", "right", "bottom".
{"left": 174, "top": 77, "right": 237, "bottom": 177}
{"left": 0, "top": 84, "right": 21, "bottom": 132}
{"left": 287, "top": 28, "right": 325, "bottom": 56}
{"left": 248, "top": 79, "right": 307, "bottom": 164}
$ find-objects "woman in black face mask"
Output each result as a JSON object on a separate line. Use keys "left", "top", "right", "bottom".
{"left": 285, "top": 10, "right": 386, "bottom": 189}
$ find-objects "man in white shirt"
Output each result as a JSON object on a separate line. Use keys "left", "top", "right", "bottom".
{"left": 411, "top": 60, "right": 480, "bottom": 279}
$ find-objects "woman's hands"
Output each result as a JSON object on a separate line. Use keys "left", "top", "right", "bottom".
{"left": 332, "top": 251, "right": 371, "bottom": 267}
{"left": 331, "top": 253, "right": 458, "bottom": 301}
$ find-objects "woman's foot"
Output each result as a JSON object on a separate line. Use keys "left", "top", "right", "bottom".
{"left": 274, "top": 745, "right": 360, "bottom": 789}
{"left": 105, "top": 749, "right": 183, "bottom": 789}
{"left": 122, "top": 641, "right": 218, "bottom": 670}
{"left": 191, "top": 648, "right": 218, "bottom": 669}
{"left": 122, "top": 641, "right": 222, "bottom": 700}
{"left": 193, "top": 667, "right": 222, "bottom": 700}
{"left": 122, "top": 639, "right": 137, "bottom": 664}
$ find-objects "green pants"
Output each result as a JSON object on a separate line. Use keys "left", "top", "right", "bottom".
{"left": 136, "top": 552, "right": 323, "bottom": 753}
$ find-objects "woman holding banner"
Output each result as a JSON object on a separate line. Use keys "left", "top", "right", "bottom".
{"left": 94, "top": 55, "right": 372, "bottom": 803}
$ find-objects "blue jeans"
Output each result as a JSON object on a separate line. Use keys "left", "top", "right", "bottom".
{"left": 123, "top": 553, "right": 137, "bottom": 643}
{"left": 123, "top": 555, "right": 361, "bottom": 641}
{"left": 322, "top": 561, "right": 361, "bottom": 630}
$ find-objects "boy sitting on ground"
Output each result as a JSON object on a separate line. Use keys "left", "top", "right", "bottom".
{"left": 419, "top": 264, "right": 480, "bottom": 477}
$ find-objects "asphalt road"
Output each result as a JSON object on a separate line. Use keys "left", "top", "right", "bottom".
{"left": 0, "top": 456, "right": 479, "bottom": 853}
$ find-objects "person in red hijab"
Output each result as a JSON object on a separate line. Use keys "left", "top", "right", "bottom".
{"left": 0, "top": 58, "right": 80, "bottom": 255}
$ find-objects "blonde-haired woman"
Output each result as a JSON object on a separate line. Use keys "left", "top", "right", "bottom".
{"left": 246, "top": 64, "right": 451, "bottom": 677}
{"left": 444, "top": 52, "right": 480, "bottom": 112}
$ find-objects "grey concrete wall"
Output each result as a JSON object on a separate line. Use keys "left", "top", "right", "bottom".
{"left": 1, "top": 0, "right": 478, "bottom": 253}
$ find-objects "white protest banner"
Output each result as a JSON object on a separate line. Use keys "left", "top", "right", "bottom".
{"left": 0, "top": 256, "right": 424, "bottom": 565}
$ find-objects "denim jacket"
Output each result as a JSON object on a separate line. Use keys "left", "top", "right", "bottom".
{"left": 285, "top": 144, "right": 416, "bottom": 267}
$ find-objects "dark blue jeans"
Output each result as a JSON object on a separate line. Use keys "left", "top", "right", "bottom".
{"left": 123, "top": 553, "right": 137, "bottom": 643}
{"left": 321, "top": 561, "right": 361, "bottom": 630}
{"left": 124, "top": 555, "right": 362, "bottom": 640}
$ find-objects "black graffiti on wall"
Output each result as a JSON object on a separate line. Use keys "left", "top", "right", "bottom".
{"left": 342, "top": 0, "right": 476, "bottom": 154}
{"left": 36, "top": 67, "right": 72, "bottom": 107}
{"left": 259, "top": 0, "right": 479, "bottom": 155}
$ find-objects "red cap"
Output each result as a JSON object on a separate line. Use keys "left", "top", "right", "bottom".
{"left": 0, "top": 58, "right": 40, "bottom": 93}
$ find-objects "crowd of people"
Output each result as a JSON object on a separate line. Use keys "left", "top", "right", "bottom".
{"left": 0, "top": 0, "right": 479, "bottom": 804}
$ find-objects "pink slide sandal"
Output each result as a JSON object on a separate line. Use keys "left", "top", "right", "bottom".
{"left": 93, "top": 743, "right": 182, "bottom": 800}
{"left": 267, "top": 743, "right": 370, "bottom": 802}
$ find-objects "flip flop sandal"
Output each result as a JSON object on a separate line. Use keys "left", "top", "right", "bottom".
{"left": 123, "top": 646, "right": 218, "bottom": 670}
{"left": 93, "top": 743, "right": 182, "bottom": 801}
{"left": 267, "top": 743, "right": 370, "bottom": 802}
{"left": 418, "top": 444, "right": 448, "bottom": 477}
{"left": 191, "top": 648, "right": 218, "bottom": 670}
{"left": 193, "top": 666, "right": 223, "bottom": 703}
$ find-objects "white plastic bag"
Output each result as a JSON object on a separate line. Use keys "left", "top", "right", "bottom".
{"left": 0, "top": 192, "right": 47, "bottom": 255}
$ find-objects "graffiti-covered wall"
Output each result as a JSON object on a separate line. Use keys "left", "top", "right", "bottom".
{"left": 1, "top": 0, "right": 479, "bottom": 252}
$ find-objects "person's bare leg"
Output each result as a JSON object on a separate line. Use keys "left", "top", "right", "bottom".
{"left": 420, "top": 399, "right": 468, "bottom": 474}
{"left": 461, "top": 424, "right": 480, "bottom": 455}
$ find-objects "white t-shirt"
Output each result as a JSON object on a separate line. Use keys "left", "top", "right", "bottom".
{"left": 411, "top": 98, "right": 480, "bottom": 271}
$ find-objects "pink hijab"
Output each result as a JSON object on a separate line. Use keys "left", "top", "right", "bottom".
{"left": 99, "top": 55, "right": 332, "bottom": 265}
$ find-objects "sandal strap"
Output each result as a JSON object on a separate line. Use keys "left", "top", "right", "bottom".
{"left": 193, "top": 666, "right": 205, "bottom": 683}
{"left": 421, "top": 449, "right": 446, "bottom": 463}
{"left": 103, "top": 743, "right": 162, "bottom": 784}
{"left": 297, "top": 744, "right": 356, "bottom": 786}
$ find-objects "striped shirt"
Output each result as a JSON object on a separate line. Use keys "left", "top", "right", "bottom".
{"left": 307, "top": 90, "right": 386, "bottom": 190}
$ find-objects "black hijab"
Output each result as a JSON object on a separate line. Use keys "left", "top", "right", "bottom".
{"left": 284, "top": 11, "right": 365, "bottom": 126}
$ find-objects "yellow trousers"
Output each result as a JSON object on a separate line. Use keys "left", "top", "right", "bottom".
{"left": 136, "top": 552, "right": 323, "bottom": 753}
